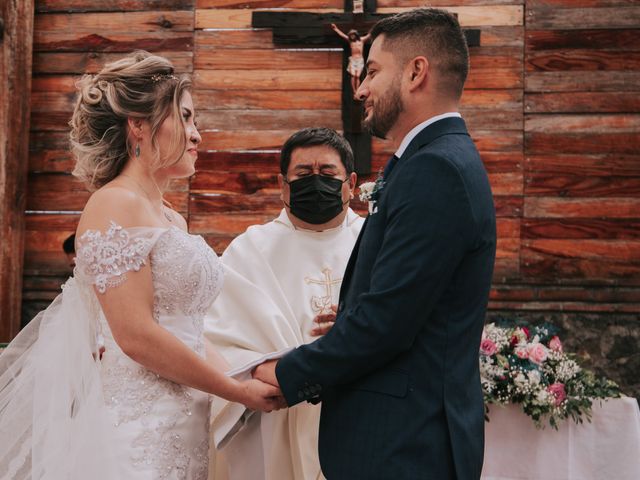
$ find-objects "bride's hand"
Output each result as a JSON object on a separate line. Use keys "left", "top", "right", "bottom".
{"left": 239, "top": 379, "right": 287, "bottom": 412}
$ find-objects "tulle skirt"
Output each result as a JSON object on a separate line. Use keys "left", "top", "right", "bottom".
{"left": 0, "top": 278, "right": 121, "bottom": 479}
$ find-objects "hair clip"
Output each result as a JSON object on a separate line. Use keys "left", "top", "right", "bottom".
{"left": 150, "top": 73, "right": 178, "bottom": 83}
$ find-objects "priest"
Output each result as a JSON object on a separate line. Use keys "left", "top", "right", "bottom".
{"left": 204, "top": 127, "right": 364, "bottom": 480}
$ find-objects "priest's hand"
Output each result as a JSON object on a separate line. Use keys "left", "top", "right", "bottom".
{"left": 239, "top": 378, "right": 286, "bottom": 412}
{"left": 253, "top": 359, "right": 279, "bottom": 388}
{"left": 310, "top": 305, "right": 337, "bottom": 336}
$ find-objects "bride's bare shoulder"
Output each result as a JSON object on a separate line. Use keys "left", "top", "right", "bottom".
{"left": 77, "top": 184, "right": 146, "bottom": 236}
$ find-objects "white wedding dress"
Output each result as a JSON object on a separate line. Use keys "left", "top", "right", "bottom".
{"left": 0, "top": 222, "right": 223, "bottom": 479}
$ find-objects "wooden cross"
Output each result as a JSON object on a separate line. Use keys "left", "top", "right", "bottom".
{"left": 253, "top": 1, "right": 480, "bottom": 175}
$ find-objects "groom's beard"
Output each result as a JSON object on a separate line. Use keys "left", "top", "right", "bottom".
{"left": 363, "top": 78, "right": 404, "bottom": 139}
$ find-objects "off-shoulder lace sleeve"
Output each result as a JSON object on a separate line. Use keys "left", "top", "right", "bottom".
{"left": 75, "top": 221, "right": 166, "bottom": 294}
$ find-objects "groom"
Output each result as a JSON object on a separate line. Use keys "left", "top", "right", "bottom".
{"left": 255, "top": 8, "right": 496, "bottom": 479}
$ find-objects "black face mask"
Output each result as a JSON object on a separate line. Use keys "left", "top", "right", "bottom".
{"left": 285, "top": 174, "right": 349, "bottom": 225}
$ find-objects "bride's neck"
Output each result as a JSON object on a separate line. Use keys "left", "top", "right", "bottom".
{"left": 119, "top": 163, "right": 166, "bottom": 203}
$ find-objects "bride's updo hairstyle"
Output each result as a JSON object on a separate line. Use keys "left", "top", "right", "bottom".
{"left": 70, "top": 51, "right": 191, "bottom": 191}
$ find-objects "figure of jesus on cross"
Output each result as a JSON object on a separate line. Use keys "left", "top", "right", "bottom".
{"left": 331, "top": 23, "right": 371, "bottom": 96}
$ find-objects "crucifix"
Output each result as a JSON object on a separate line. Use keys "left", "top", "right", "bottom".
{"left": 252, "top": 1, "right": 481, "bottom": 175}
{"left": 305, "top": 268, "right": 342, "bottom": 315}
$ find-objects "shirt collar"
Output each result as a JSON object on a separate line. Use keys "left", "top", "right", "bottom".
{"left": 394, "top": 112, "right": 462, "bottom": 159}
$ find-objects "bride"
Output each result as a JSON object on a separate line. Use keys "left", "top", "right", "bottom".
{"left": 0, "top": 51, "right": 284, "bottom": 479}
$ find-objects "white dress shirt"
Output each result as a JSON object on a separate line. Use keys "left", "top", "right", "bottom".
{"left": 394, "top": 112, "right": 462, "bottom": 158}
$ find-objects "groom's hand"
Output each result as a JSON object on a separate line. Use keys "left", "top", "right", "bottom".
{"left": 253, "top": 359, "right": 279, "bottom": 387}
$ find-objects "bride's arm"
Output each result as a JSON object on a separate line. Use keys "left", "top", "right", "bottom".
{"left": 77, "top": 189, "right": 284, "bottom": 412}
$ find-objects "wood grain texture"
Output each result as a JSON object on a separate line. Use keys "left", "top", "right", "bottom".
{"left": 525, "top": 197, "right": 640, "bottom": 219}
{"left": 197, "top": 109, "right": 342, "bottom": 131}
{"left": 194, "top": 69, "right": 341, "bottom": 90}
{"left": 525, "top": 133, "right": 640, "bottom": 155}
{"left": 195, "top": 49, "right": 342, "bottom": 71}
{"left": 37, "top": 0, "right": 195, "bottom": 12}
{"left": 525, "top": 92, "right": 640, "bottom": 113}
{"left": 197, "top": 0, "right": 341, "bottom": 8}
{"left": 1, "top": 0, "right": 35, "bottom": 340}
{"left": 35, "top": 11, "right": 194, "bottom": 33}
{"left": 193, "top": 90, "right": 340, "bottom": 111}
{"left": 526, "top": 29, "right": 640, "bottom": 51}
{"left": 34, "top": 31, "right": 194, "bottom": 53}
{"left": 526, "top": 50, "right": 640, "bottom": 72}
{"left": 525, "top": 154, "right": 640, "bottom": 176}
{"left": 522, "top": 219, "right": 640, "bottom": 240}
{"left": 526, "top": 6, "right": 640, "bottom": 30}
{"left": 525, "top": 71, "right": 640, "bottom": 92}
{"left": 33, "top": 51, "right": 193, "bottom": 74}
{"left": 521, "top": 240, "right": 640, "bottom": 284}
{"left": 195, "top": 5, "right": 524, "bottom": 29}
{"left": 525, "top": 174, "right": 640, "bottom": 201}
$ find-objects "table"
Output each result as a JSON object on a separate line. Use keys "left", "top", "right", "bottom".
{"left": 482, "top": 396, "right": 640, "bottom": 479}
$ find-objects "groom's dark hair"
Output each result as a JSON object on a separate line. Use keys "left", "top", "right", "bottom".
{"left": 280, "top": 127, "right": 354, "bottom": 175}
{"left": 370, "top": 8, "right": 469, "bottom": 100}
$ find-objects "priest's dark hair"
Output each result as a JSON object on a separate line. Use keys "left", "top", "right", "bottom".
{"left": 280, "top": 127, "right": 354, "bottom": 175}
{"left": 370, "top": 8, "right": 469, "bottom": 100}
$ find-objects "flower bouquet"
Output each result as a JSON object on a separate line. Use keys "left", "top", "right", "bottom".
{"left": 480, "top": 321, "right": 621, "bottom": 429}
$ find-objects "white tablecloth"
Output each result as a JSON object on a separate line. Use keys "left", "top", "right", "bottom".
{"left": 482, "top": 396, "right": 640, "bottom": 480}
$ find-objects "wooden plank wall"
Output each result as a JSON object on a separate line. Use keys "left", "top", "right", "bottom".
{"left": 24, "top": 1, "right": 640, "bottom": 326}
{"left": 0, "top": 0, "right": 35, "bottom": 340}
{"left": 496, "top": 0, "right": 640, "bottom": 315}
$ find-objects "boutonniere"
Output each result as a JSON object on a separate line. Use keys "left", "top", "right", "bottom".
{"left": 358, "top": 173, "right": 385, "bottom": 215}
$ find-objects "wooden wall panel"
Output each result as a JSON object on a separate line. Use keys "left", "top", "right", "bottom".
{"left": 1, "top": 0, "right": 35, "bottom": 339}
{"left": 21, "top": 0, "right": 640, "bottom": 337}
{"left": 522, "top": 0, "right": 640, "bottom": 294}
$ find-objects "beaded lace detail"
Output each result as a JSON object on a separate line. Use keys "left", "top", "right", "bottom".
{"left": 76, "top": 221, "right": 153, "bottom": 294}
{"left": 150, "top": 229, "right": 222, "bottom": 354}
{"left": 102, "top": 359, "right": 193, "bottom": 427}
{"left": 75, "top": 222, "right": 220, "bottom": 478}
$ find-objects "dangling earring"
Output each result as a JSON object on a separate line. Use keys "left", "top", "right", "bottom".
{"left": 135, "top": 143, "right": 141, "bottom": 158}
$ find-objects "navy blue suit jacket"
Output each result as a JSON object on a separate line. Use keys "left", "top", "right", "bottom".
{"left": 276, "top": 117, "right": 496, "bottom": 479}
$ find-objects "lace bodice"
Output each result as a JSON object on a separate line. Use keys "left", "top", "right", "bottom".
{"left": 75, "top": 222, "right": 222, "bottom": 350}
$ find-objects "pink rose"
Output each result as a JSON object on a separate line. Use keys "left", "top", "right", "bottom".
{"left": 515, "top": 347, "right": 529, "bottom": 359}
{"left": 549, "top": 335, "right": 563, "bottom": 353}
{"left": 480, "top": 338, "right": 497, "bottom": 356}
{"left": 527, "top": 343, "right": 548, "bottom": 365}
{"left": 548, "top": 383, "right": 566, "bottom": 406}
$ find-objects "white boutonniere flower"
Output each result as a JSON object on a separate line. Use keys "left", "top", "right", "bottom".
{"left": 358, "top": 175, "right": 385, "bottom": 214}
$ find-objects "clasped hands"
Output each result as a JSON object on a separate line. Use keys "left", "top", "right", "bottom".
{"left": 249, "top": 306, "right": 337, "bottom": 412}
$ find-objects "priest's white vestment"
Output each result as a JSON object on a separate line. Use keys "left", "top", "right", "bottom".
{"left": 204, "top": 208, "right": 364, "bottom": 480}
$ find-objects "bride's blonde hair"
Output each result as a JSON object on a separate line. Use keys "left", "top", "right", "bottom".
{"left": 70, "top": 51, "right": 191, "bottom": 191}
